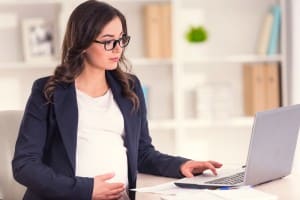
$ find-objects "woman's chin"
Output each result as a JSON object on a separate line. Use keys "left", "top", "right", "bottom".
{"left": 106, "top": 65, "right": 118, "bottom": 70}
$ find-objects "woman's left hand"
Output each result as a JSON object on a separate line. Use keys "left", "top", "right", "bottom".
{"left": 180, "top": 160, "right": 223, "bottom": 178}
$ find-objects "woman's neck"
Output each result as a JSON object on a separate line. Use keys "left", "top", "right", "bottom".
{"left": 75, "top": 68, "right": 109, "bottom": 97}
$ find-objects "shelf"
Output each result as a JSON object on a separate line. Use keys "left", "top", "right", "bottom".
{"left": 131, "top": 58, "right": 173, "bottom": 66}
{"left": 148, "top": 119, "right": 176, "bottom": 130}
{"left": 182, "top": 117, "right": 254, "bottom": 128}
{"left": 0, "top": 0, "right": 170, "bottom": 5}
{"left": 108, "top": 0, "right": 171, "bottom": 3}
{"left": 148, "top": 117, "right": 254, "bottom": 130}
{"left": 0, "top": 61, "right": 58, "bottom": 69}
{"left": 0, "top": 0, "right": 171, "bottom": 6}
{"left": 182, "top": 54, "right": 282, "bottom": 64}
{"left": 0, "top": 0, "right": 61, "bottom": 5}
{"left": 0, "top": 58, "right": 172, "bottom": 70}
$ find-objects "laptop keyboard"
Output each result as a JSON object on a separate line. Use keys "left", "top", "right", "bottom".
{"left": 205, "top": 172, "right": 245, "bottom": 185}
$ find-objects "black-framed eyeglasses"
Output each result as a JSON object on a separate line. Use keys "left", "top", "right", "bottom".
{"left": 94, "top": 35, "right": 131, "bottom": 51}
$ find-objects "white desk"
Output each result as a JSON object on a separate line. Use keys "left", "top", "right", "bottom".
{"left": 136, "top": 173, "right": 300, "bottom": 200}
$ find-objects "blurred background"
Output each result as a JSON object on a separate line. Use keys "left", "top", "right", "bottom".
{"left": 0, "top": 0, "right": 299, "bottom": 173}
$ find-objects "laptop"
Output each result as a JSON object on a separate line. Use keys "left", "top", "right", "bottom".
{"left": 175, "top": 104, "right": 300, "bottom": 189}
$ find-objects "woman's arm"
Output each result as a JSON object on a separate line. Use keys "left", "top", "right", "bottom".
{"left": 12, "top": 78, "right": 93, "bottom": 200}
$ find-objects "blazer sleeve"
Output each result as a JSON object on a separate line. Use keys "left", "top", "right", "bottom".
{"left": 133, "top": 76, "right": 189, "bottom": 178}
{"left": 12, "top": 79, "right": 93, "bottom": 200}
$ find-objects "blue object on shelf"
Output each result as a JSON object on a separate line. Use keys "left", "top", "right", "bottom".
{"left": 267, "top": 5, "right": 281, "bottom": 55}
{"left": 142, "top": 85, "right": 149, "bottom": 105}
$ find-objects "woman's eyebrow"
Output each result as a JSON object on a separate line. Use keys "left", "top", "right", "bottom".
{"left": 100, "top": 32, "right": 124, "bottom": 39}
{"left": 99, "top": 34, "right": 115, "bottom": 38}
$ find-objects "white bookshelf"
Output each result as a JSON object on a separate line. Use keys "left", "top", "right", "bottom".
{"left": 171, "top": 0, "right": 289, "bottom": 159}
{"left": 182, "top": 54, "right": 282, "bottom": 64}
{"left": 0, "top": 0, "right": 290, "bottom": 162}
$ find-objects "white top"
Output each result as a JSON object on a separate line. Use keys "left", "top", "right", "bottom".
{"left": 75, "top": 88, "right": 128, "bottom": 188}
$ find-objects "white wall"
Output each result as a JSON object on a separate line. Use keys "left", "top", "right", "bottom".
{"left": 291, "top": 1, "right": 300, "bottom": 104}
{"left": 291, "top": 0, "right": 300, "bottom": 174}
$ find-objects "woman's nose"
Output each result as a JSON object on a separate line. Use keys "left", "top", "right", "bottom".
{"left": 112, "top": 42, "right": 122, "bottom": 53}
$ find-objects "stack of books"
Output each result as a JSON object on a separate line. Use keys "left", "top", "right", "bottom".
{"left": 243, "top": 62, "right": 280, "bottom": 116}
{"left": 143, "top": 3, "right": 172, "bottom": 58}
{"left": 257, "top": 4, "right": 281, "bottom": 55}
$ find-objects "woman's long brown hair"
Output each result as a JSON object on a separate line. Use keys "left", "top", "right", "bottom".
{"left": 44, "top": 0, "right": 139, "bottom": 111}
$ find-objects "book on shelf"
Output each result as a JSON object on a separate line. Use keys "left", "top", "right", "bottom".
{"left": 143, "top": 3, "right": 172, "bottom": 58}
{"left": 257, "top": 12, "right": 273, "bottom": 55}
{"left": 243, "top": 63, "right": 266, "bottom": 116}
{"left": 264, "top": 63, "right": 280, "bottom": 110}
{"left": 267, "top": 5, "right": 281, "bottom": 55}
{"left": 257, "top": 4, "right": 281, "bottom": 55}
{"left": 160, "top": 3, "right": 172, "bottom": 58}
{"left": 243, "top": 63, "right": 280, "bottom": 116}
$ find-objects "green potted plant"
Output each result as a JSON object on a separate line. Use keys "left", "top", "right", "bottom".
{"left": 183, "top": 25, "right": 208, "bottom": 58}
{"left": 185, "top": 26, "right": 208, "bottom": 43}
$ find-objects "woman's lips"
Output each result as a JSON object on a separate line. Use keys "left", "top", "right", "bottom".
{"left": 110, "top": 57, "right": 119, "bottom": 62}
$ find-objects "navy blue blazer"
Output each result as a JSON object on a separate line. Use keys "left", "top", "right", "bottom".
{"left": 12, "top": 71, "right": 188, "bottom": 200}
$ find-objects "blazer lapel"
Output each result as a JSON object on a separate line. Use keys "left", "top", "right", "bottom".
{"left": 53, "top": 82, "right": 78, "bottom": 174}
{"left": 106, "top": 72, "right": 138, "bottom": 158}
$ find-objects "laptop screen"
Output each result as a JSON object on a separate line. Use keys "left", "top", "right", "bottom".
{"left": 245, "top": 104, "right": 300, "bottom": 185}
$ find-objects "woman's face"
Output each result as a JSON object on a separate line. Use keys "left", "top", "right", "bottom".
{"left": 84, "top": 17, "right": 124, "bottom": 71}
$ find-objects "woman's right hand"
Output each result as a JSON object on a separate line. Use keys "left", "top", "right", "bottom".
{"left": 92, "top": 173, "right": 125, "bottom": 200}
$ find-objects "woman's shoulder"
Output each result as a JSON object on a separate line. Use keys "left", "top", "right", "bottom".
{"left": 32, "top": 76, "right": 51, "bottom": 91}
{"left": 127, "top": 73, "right": 141, "bottom": 87}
